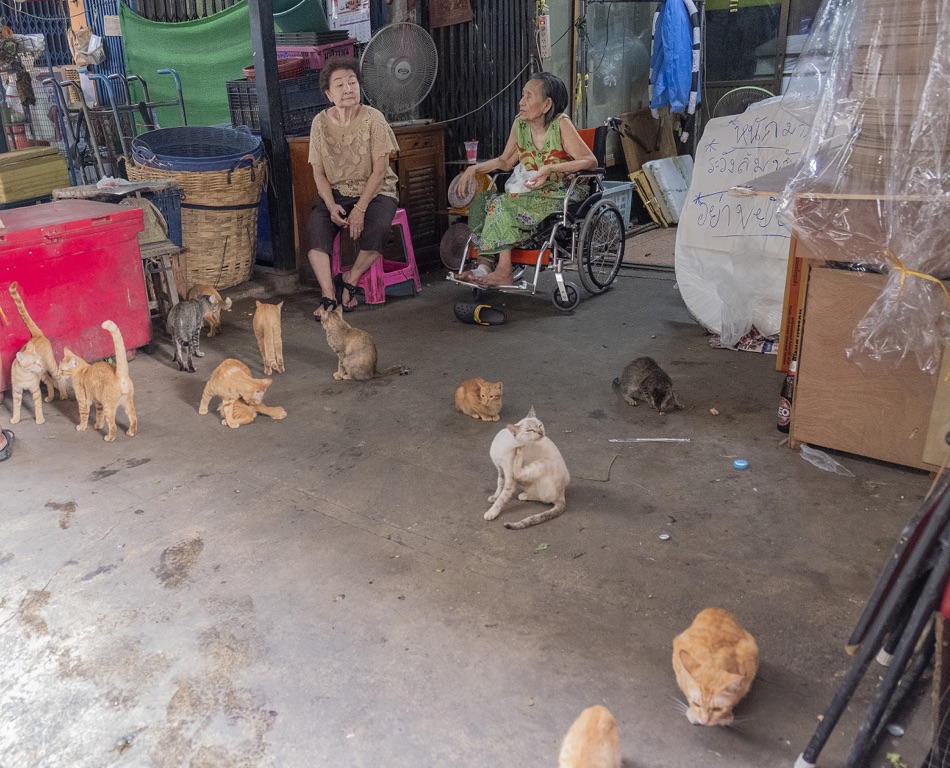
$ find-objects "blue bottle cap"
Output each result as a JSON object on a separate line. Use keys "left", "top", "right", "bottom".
{"left": 733, "top": 459, "right": 749, "bottom": 470}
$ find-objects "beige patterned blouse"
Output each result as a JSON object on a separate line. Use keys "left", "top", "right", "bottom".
{"left": 308, "top": 105, "right": 400, "bottom": 200}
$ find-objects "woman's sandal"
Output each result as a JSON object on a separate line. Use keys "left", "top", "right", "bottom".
{"left": 313, "top": 296, "right": 338, "bottom": 320}
{"left": 0, "top": 428, "right": 15, "bottom": 462}
{"left": 333, "top": 273, "right": 359, "bottom": 312}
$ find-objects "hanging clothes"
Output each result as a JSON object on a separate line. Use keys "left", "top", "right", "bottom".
{"left": 649, "top": 0, "right": 701, "bottom": 141}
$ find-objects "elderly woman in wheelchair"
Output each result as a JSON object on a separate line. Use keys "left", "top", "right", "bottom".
{"left": 454, "top": 72, "right": 597, "bottom": 287}
{"left": 450, "top": 75, "right": 627, "bottom": 311}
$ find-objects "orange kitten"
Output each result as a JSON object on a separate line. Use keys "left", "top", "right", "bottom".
{"left": 198, "top": 358, "right": 272, "bottom": 416}
{"left": 672, "top": 608, "right": 759, "bottom": 726}
{"left": 252, "top": 300, "right": 285, "bottom": 375}
{"left": 10, "top": 341, "right": 54, "bottom": 424}
{"left": 57, "top": 321, "right": 137, "bottom": 442}
{"left": 217, "top": 398, "right": 287, "bottom": 428}
{"left": 558, "top": 705, "right": 621, "bottom": 768}
{"left": 454, "top": 377, "right": 503, "bottom": 421}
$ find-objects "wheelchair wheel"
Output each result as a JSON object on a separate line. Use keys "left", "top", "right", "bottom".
{"left": 551, "top": 281, "right": 580, "bottom": 312}
{"left": 577, "top": 200, "right": 625, "bottom": 294}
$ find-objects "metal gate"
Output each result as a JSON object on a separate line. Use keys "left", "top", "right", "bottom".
{"left": 422, "top": 0, "right": 534, "bottom": 163}
{"left": 0, "top": 0, "right": 71, "bottom": 65}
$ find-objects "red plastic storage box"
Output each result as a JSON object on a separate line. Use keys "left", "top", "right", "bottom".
{"left": 0, "top": 200, "right": 148, "bottom": 392}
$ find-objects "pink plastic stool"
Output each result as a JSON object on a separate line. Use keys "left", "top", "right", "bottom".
{"left": 330, "top": 208, "right": 422, "bottom": 306}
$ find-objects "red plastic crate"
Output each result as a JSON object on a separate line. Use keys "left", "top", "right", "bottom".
{"left": 0, "top": 200, "right": 150, "bottom": 391}
{"left": 276, "top": 39, "right": 357, "bottom": 69}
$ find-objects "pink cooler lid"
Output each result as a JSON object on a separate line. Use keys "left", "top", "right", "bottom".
{"left": 0, "top": 200, "right": 143, "bottom": 251}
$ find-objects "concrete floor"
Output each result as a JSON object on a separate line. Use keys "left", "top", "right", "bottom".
{"left": 0, "top": 264, "right": 936, "bottom": 768}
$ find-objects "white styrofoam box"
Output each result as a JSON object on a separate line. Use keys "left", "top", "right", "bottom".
{"left": 642, "top": 155, "right": 693, "bottom": 224}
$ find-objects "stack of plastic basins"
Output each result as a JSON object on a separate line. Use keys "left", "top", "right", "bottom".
{"left": 127, "top": 126, "right": 267, "bottom": 295}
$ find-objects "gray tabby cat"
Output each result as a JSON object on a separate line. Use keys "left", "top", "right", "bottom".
{"left": 166, "top": 294, "right": 218, "bottom": 373}
{"left": 613, "top": 356, "right": 684, "bottom": 414}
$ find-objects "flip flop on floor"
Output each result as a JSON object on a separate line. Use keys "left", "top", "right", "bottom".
{"left": 333, "top": 273, "right": 359, "bottom": 312}
{"left": 454, "top": 302, "right": 507, "bottom": 326}
{"left": 0, "top": 428, "right": 15, "bottom": 462}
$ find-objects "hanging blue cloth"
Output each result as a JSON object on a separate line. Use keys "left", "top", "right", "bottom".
{"left": 649, "top": 0, "right": 696, "bottom": 115}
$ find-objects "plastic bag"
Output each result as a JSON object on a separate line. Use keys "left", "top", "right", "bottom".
{"left": 800, "top": 443, "right": 855, "bottom": 477}
{"left": 504, "top": 163, "right": 539, "bottom": 194}
{"left": 777, "top": 0, "right": 950, "bottom": 374}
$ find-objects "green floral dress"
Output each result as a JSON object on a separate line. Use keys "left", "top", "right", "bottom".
{"left": 469, "top": 115, "right": 582, "bottom": 255}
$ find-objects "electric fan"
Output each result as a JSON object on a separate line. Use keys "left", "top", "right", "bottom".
{"left": 712, "top": 86, "right": 775, "bottom": 118}
{"left": 360, "top": 22, "right": 438, "bottom": 124}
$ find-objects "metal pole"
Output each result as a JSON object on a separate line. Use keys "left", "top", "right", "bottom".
{"left": 247, "top": 0, "right": 296, "bottom": 272}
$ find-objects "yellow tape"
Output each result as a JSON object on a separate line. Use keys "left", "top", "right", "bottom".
{"left": 883, "top": 248, "right": 950, "bottom": 305}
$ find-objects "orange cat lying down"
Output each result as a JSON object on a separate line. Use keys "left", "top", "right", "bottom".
{"left": 672, "top": 608, "right": 759, "bottom": 726}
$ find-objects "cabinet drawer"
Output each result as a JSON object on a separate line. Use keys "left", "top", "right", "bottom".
{"left": 396, "top": 129, "right": 441, "bottom": 154}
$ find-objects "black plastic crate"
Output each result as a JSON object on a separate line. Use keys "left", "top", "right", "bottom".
{"left": 144, "top": 187, "right": 183, "bottom": 247}
{"left": 226, "top": 71, "right": 328, "bottom": 135}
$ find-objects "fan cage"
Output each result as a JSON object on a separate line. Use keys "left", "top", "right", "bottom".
{"left": 712, "top": 86, "right": 775, "bottom": 118}
{"left": 360, "top": 22, "right": 438, "bottom": 117}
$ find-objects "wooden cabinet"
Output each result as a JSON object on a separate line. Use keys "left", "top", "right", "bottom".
{"left": 778, "top": 193, "right": 950, "bottom": 472}
{"left": 790, "top": 266, "right": 949, "bottom": 472}
{"left": 391, "top": 122, "right": 447, "bottom": 271}
{"left": 288, "top": 121, "right": 446, "bottom": 278}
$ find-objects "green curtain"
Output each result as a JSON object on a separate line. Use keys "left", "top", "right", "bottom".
{"left": 120, "top": 1, "right": 253, "bottom": 128}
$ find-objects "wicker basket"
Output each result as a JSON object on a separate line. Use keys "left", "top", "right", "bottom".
{"left": 126, "top": 157, "right": 267, "bottom": 294}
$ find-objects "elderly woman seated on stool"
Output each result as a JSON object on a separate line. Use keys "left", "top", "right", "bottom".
{"left": 307, "top": 58, "right": 400, "bottom": 317}
{"left": 455, "top": 72, "right": 597, "bottom": 286}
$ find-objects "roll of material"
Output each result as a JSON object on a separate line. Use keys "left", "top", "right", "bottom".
{"left": 674, "top": 99, "right": 810, "bottom": 343}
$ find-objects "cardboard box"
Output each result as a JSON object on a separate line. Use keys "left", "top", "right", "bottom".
{"left": 791, "top": 267, "right": 949, "bottom": 471}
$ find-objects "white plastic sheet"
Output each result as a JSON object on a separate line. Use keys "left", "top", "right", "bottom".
{"left": 675, "top": 98, "right": 809, "bottom": 343}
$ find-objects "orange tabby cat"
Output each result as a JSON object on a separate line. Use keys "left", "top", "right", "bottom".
{"left": 10, "top": 341, "right": 54, "bottom": 424}
{"left": 9, "top": 282, "right": 68, "bottom": 401}
{"left": 186, "top": 284, "right": 232, "bottom": 337}
{"left": 252, "top": 300, "right": 285, "bottom": 375}
{"left": 217, "top": 398, "right": 287, "bottom": 428}
{"left": 454, "top": 377, "right": 503, "bottom": 422}
{"left": 57, "top": 320, "right": 137, "bottom": 442}
{"left": 558, "top": 705, "right": 621, "bottom": 768}
{"left": 198, "top": 358, "right": 272, "bottom": 416}
{"left": 320, "top": 305, "right": 409, "bottom": 381}
{"left": 672, "top": 608, "right": 759, "bottom": 726}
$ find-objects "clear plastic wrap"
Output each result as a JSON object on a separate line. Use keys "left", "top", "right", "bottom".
{"left": 778, "top": 0, "right": 950, "bottom": 373}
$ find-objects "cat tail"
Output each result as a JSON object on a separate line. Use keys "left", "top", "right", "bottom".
{"left": 9, "top": 282, "right": 44, "bottom": 339}
{"left": 612, "top": 376, "right": 621, "bottom": 388}
{"left": 101, "top": 320, "right": 131, "bottom": 394}
{"left": 503, "top": 500, "right": 566, "bottom": 530}
{"left": 374, "top": 365, "right": 411, "bottom": 378}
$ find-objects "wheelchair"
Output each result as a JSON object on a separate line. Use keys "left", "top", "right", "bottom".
{"left": 445, "top": 117, "right": 626, "bottom": 312}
